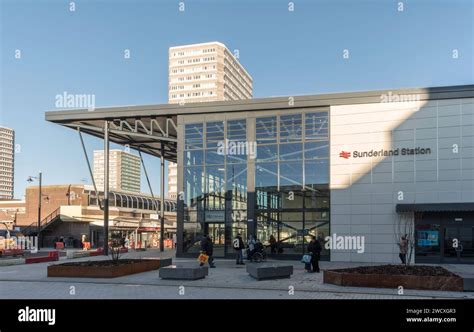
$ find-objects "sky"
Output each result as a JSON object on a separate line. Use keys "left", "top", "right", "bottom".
{"left": 0, "top": 0, "right": 473, "bottom": 199}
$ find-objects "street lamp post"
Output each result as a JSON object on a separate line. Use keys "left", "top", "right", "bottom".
{"left": 27, "top": 171, "right": 42, "bottom": 249}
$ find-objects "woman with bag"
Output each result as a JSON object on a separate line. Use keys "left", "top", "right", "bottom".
{"left": 307, "top": 236, "right": 321, "bottom": 273}
{"left": 199, "top": 235, "right": 216, "bottom": 268}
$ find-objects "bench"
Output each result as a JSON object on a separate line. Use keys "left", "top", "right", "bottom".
{"left": 0, "top": 258, "right": 25, "bottom": 266}
{"left": 66, "top": 250, "right": 90, "bottom": 259}
{"left": 159, "top": 265, "right": 208, "bottom": 280}
{"left": 246, "top": 264, "right": 293, "bottom": 280}
{"left": 25, "top": 251, "right": 59, "bottom": 264}
{"left": 0, "top": 249, "right": 25, "bottom": 258}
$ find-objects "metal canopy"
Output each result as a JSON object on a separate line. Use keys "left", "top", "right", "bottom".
{"left": 46, "top": 110, "right": 178, "bottom": 161}
{"left": 45, "top": 84, "right": 474, "bottom": 162}
{"left": 396, "top": 203, "right": 474, "bottom": 213}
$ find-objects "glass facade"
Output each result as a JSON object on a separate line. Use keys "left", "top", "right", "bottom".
{"left": 180, "top": 110, "right": 330, "bottom": 259}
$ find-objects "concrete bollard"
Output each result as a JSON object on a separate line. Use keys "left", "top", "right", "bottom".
{"left": 66, "top": 250, "right": 75, "bottom": 259}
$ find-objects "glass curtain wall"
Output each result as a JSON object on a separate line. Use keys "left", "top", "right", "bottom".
{"left": 183, "top": 123, "right": 205, "bottom": 254}
{"left": 181, "top": 109, "right": 329, "bottom": 259}
{"left": 256, "top": 111, "right": 330, "bottom": 258}
{"left": 182, "top": 119, "right": 248, "bottom": 257}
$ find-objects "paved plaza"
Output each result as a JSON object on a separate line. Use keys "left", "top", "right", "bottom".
{"left": 0, "top": 249, "right": 473, "bottom": 299}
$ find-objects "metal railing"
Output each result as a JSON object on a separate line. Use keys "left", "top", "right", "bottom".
{"left": 21, "top": 207, "right": 61, "bottom": 235}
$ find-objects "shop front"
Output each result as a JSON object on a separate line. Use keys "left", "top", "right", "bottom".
{"left": 412, "top": 206, "right": 474, "bottom": 264}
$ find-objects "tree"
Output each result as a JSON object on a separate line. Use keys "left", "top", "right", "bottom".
{"left": 394, "top": 212, "right": 415, "bottom": 266}
{"left": 109, "top": 232, "right": 123, "bottom": 265}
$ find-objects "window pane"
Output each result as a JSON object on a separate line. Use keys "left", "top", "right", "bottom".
{"left": 227, "top": 152, "right": 247, "bottom": 164}
{"left": 205, "top": 148, "right": 225, "bottom": 165}
{"left": 279, "top": 218, "right": 304, "bottom": 255}
{"left": 206, "top": 121, "right": 224, "bottom": 148}
{"left": 227, "top": 119, "right": 246, "bottom": 141}
{"left": 305, "top": 159, "right": 329, "bottom": 187}
{"left": 281, "top": 191, "right": 304, "bottom": 209}
{"left": 205, "top": 166, "right": 226, "bottom": 210}
{"left": 305, "top": 112, "right": 328, "bottom": 140}
{"left": 256, "top": 116, "right": 277, "bottom": 144}
{"left": 257, "top": 211, "right": 279, "bottom": 247}
{"left": 280, "top": 162, "right": 303, "bottom": 189}
{"left": 184, "top": 166, "right": 204, "bottom": 210}
{"left": 415, "top": 223, "right": 441, "bottom": 259}
{"left": 256, "top": 190, "right": 280, "bottom": 210}
{"left": 184, "top": 149, "right": 203, "bottom": 166}
{"left": 185, "top": 123, "right": 204, "bottom": 150}
{"left": 182, "top": 223, "right": 204, "bottom": 254}
{"left": 279, "top": 143, "right": 303, "bottom": 161}
{"left": 280, "top": 114, "right": 302, "bottom": 142}
{"left": 304, "top": 190, "right": 330, "bottom": 209}
{"left": 256, "top": 144, "right": 278, "bottom": 162}
{"left": 226, "top": 163, "right": 247, "bottom": 210}
{"left": 304, "top": 141, "right": 329, "bottom": 159}
{"left": 255, "top": 162, "right": 278, "bottom": 190}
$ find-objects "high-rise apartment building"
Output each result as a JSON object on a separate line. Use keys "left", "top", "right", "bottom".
{"left": 93, "top": 150, "right": 141, "bottom": 193}
{"left": 0, "top": 126, "right": 14, "bottom": 200}
{"left": 167, "top": 41, "right": 253, "bottom": 199}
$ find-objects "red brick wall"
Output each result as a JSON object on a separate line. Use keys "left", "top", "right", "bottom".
{"left": 15, "top": 185, "right": 85, "bottom": 226}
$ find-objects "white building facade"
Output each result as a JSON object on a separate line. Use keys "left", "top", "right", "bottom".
{"left": 0, "top": 126, "right": 14, "bottom": 199}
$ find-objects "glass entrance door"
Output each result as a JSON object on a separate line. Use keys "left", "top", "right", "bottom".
{"left": 443, "top": 225, "right": 474, "bottom": 264}
{"left": 207, "top": 223, "right": 225, "bottom": 257}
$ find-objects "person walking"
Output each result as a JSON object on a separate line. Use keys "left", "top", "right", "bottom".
{"left": 200, "top": 235, "right": 216, "bottom": 268}
{"left": 247, "top": 235, "right": 256, "bottom": 261}
{"left": 307, "top": 236, "right": 321, "bottom": 273}
{"left": 269, "top": 234, "right": 277, "bottom": 254}
{"left": 233, "top": 233, "right": 245, "bottom": 265}
{"left": 399, "top": 235, "right": 408, "bottom": 265}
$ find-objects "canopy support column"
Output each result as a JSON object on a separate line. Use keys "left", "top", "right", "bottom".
{"left": 103, "top": 121, "right": 110, "bottom": 256}
{"left": 160, "top": 144, "right": 165, "bottom": 252}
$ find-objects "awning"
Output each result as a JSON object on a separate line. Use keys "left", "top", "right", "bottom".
{"left": 45, "top": 108, "right": 179, "bottom": 161}
{"left": 396, "top": 203, "right": 474, "bottom": 213}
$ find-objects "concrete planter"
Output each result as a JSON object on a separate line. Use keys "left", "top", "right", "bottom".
{"left": 246, "top": 264, "right": 293, "bottom": 280}
{"left": 323, "top": 270, "right": 464, "bottom": 291}
{"left": 48, "top": 258, "right": 172, "bottom": 278}
{"left": 159, "top": 266, "right": 209, "bottom": 280}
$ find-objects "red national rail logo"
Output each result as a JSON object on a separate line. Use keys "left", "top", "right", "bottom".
{"left": 339, "top": 151, "right": 351, "bottom": 159}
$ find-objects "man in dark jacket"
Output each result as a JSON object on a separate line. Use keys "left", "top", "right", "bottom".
{"left": 307, "top": 236, "right": 321, "bottom": 273}
{"left": 200, "top": 235, "right": 216, "bottom": 268}
{"left": 233, "top": 233, "right": 245, "bottom": 265}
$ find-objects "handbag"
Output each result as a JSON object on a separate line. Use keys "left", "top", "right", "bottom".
{"left": 301, "top": 254, "right": 312, "bottom": 264}
{"left": 198, "top": 252, "right": 209, "bottom": 264}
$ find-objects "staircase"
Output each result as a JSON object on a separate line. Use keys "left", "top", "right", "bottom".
{"left": 21, "top": 208, "right": 61, "bottom": 236}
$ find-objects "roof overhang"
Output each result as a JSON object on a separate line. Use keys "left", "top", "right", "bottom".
{"left": 396, "top": 203, "right": 474, "bottom": 213}
{"left": 45, "top": 84, "right": 474, "bottom": 162}
{"left": 46, "top": 111, "right": 179, "bottom": 161}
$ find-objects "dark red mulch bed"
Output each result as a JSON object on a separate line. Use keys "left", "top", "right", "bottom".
{"left": 330, "top": 264, "right": 458, "bottom": 277}
{"left": 58, "top": 259, "right": 149, "bottom": 267}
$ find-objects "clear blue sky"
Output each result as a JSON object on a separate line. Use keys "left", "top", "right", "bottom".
{"left": 1, "top": 0, "right": 473, "bottom": 199}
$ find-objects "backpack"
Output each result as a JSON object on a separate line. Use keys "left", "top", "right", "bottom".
{"left": 233, "top": 238, "right": 240, "bottom": 249}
